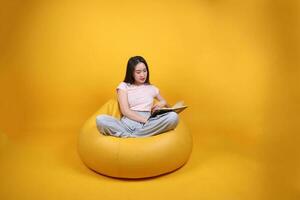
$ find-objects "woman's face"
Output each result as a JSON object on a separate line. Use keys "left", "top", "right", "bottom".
{"left": 133, "top": 62, "right": 148, "bottom": 85}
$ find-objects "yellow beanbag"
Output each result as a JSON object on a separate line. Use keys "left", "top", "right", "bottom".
{"left": 77, "top": 98, "right": 193, "bottom": 179}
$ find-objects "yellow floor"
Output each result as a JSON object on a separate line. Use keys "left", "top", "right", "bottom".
{"left": 0, "top": 128, "right": 267, "bottom": 200}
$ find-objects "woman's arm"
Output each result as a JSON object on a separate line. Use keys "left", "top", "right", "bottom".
{"left": 151, "top": 92, "right": 170, "bottom": 113}
{"left": 117, "top": 89, "right": 148, "bottom": 123}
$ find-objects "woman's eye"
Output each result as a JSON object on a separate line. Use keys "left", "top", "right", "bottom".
{"left": 135, "top": 70, "right": 146, "bottom": 74}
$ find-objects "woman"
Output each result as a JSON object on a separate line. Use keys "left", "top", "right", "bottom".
{"left": 96, "top": 56, "right": 179, "bottom": 138}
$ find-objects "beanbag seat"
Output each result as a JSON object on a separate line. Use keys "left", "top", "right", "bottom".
{"left": 77, "top": 98, "right": 193, "bottom": 179}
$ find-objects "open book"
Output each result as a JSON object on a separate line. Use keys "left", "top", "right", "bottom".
{"left": 149, "top": 101, "right": 188, "bottom": 118}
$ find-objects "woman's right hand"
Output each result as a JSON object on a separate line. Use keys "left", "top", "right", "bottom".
{"left": 141, "top": 117, "right": 148, "bottom": 124}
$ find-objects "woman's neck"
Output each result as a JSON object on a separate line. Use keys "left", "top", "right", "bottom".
{"left": 133, "top": 82, "right": 145, "bottom": 86}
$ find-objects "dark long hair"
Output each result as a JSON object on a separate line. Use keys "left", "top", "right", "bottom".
{"left": 123, "top": 56, "right": 150, "bottom": 84}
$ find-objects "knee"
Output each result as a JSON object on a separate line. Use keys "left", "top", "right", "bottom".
{"left": 166, "top": 112, "right": 179, "bottom": 127}
{"left": 96, "top": 115, "right": 109, "bottom": 127}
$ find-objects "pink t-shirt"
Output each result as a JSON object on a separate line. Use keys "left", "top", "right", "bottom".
{"left": 116, "top": 82, "right": 159, "bottom": 111}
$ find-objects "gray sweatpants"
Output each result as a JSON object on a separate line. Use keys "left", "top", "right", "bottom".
{"left": 96, "top": 111, "right": 179, "bottom": 138}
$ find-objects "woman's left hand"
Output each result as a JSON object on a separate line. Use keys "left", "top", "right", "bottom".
{"left": 151, "top": 102, "right": 164, "bottom": 113}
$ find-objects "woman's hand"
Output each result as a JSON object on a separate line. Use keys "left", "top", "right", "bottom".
{"left": 151, "top": 101, "right": 166, "bottom": 113}
{"left": 141, "top": 117, "right": 148, "bottom": 124}
{"left": 151, "top": 104, "right": 161, "bottom": 113}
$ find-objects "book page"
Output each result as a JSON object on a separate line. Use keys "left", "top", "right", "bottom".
{"left": 172, "top": 101, "right": 185, "bottom": 109}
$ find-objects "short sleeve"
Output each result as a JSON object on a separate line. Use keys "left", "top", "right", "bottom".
{"left": 152, "top": 85, "right": 159, "bottom": 97}
{"left": 116, "top": 82, "right": 127, "bottom": 92}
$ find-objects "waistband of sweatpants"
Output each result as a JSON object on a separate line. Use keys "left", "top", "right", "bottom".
{"left": 130, "top": 108, "right": 150, "bottom": 112}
